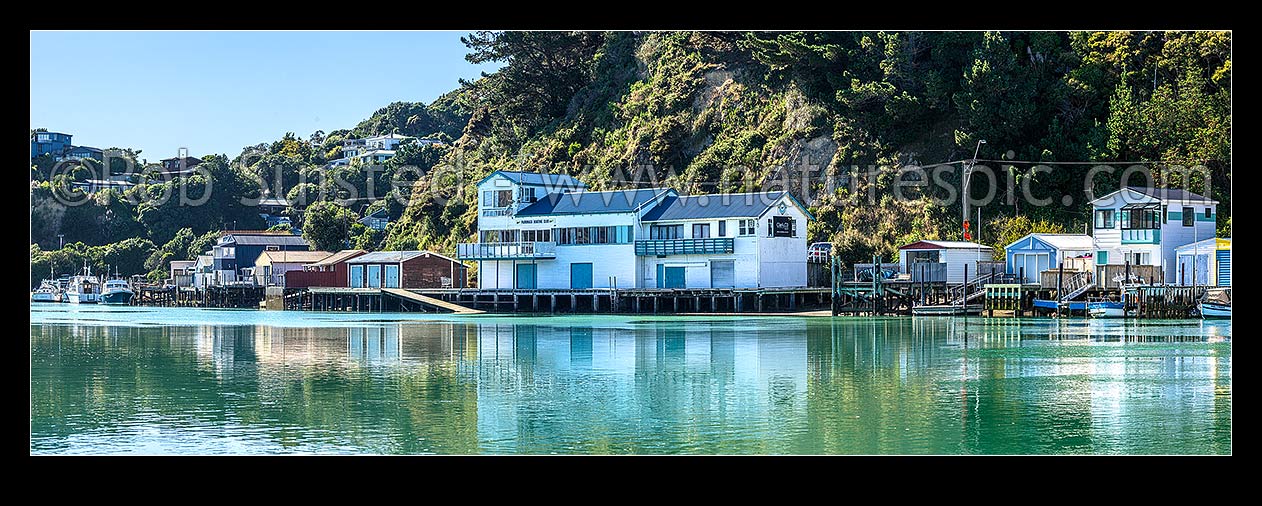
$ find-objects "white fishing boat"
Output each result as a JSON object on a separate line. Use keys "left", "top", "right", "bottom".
{"left": 100, "top": 279, "right": 134, "bottom": 305}
{"left": 1198, "top": 287, "right": 1231, "bottom": 319}
{"left": 65, "top": 265, "right": 101, "bottom": 304}
{"left": 31, "top": 280, "right": 61, "bottom": 302}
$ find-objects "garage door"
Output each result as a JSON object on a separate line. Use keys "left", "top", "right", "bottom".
{"left": 711, "top": 260, "right": 735, "bottom": 288}
{"left": 664, "top": 267, "right": 686, "bottom": 289}
{"left": 571, "top": 263, "right": 593, "bottom": 289}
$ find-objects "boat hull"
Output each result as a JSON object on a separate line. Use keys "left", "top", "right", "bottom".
{"left": 1087, "top": 302, "right": 1126, "bottom": 318}
{"left": 31, "top": 293, "right": 59, "bottom": 302}
{"left": 1032, "top": 299, "right": 1087, "bottom": 311}
{"left": 100, "top": 291, "right": 133, "bottom": 305}
{"left": 912, "top": 304, "right": 982, "bottom": 316}
{"left": 1199, "top": 302, "right": 1231, "bottom": 319}
{"left": 100, "top": 290, "right": 133, "bottom": 305}
{"left": 66, "top": 293, "right": 99, "bottom": 304}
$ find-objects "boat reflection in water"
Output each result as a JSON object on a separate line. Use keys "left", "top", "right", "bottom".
{"left": 31, "top": 309, "right": 1231, "bottom": 455}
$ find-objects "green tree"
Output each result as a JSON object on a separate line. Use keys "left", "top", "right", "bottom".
{"left": 460, "top": 31, "right": 606, "bottom": 133}
{"left": 302, "top": 201, "right": 355, "bottom": 252}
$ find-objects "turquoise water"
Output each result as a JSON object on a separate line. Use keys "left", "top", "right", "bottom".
{"left": 30, "top": 304, "right": 1231, "bottom": 454}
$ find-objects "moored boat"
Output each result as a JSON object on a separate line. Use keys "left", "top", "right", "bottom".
{"left": 1198, "top": 287, "right": 1231, "bottom": 319}
{"left": 100, "top": 279, "right": 134, "bottom": 305}
{"left": 1086, "top": 300, "right": 1126, "bottom": 318}
{"left": 32, "top": 280, "right": 61, "bottom": 302}
{"left": 65, "top": 272, "right": 101, "bottom": 304}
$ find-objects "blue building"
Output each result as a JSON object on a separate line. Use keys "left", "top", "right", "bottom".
{"left": 1004, "top": 233, "right": 1095, "bottom": 284}
{"left": 64, "top": 145, "right": 103, "bottom": 161}
{"left": 212, "top": 231, "right": 310, "bottom": 285}
{"left": 31, "top": 131, "right": 73, "bottom": 159}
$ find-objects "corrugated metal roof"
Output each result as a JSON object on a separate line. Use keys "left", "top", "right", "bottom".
{"left": 480, "top": 170, "right": 588, "bottom": 188}
{"left": 900, "top": 240, "right": 992, "bottom": 250}
{"left": 516, "top": 189, "right": 670, "bottom": 216}
{"left": 1127, "top": 186, "right": 1215, "bottom": 203}
{"left": 256, "top": 250, "right": 334, "bottom": 264}
{"left": 1175, "top": 237, "right": 1229, "bottom": 253}
{"left": 1091, "top": 186, "right": 1218, "bottom": 205}
{"left": 640, "top": 192, "right": 787, "bottom": 221}
{"left": 1028, "top": 234, "right": 1095, "bottom": 251}
{"left": 346, "top": 251, "right": 428, "bottom": 264}
{"left": 224, "top": 234, "right": 310, "bottom": 246}
{"left": 311, "top": 249, "right": 368, "bottom": 266}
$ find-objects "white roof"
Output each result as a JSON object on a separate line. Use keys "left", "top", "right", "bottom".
{"left": 1028, "top": 233, "right": 1094, "bottom": 251}
{"left": 364, "top": 134, "right": 413, "bottom": 142}
{"left": 1175, "top": 237, "right": 1230, "bottom": 253}
{"left": 910, "top": 240, "right": 992, "bottom": 250}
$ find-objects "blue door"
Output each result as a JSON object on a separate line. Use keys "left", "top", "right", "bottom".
{"left": 664, "top": 266, "right": 686, "bottom": 289}
{"left": 350, "top": 265, "right": 364, "bottom": 288}
{"left": 366, "top": 265, "right": 382, "bottom": 288}
{"left": 571, "top": 263, "right": 593, "bottom": 289}
{"left": 516, "top": 264, "right": 537, "bottom": 289}
{"left": 384, "top": 265, "right": 400, "bottom": 288}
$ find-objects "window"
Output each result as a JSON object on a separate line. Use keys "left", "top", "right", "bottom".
{"left": 650, "top": 224, "right": 684, "bottom": 240}
{"left": 738, "top": 219, "right": 755, "bottom": 236}
{"left": 1182, "top": 206, "right": 1194, "bottom": 227}
{"left": 907, "top": 251, "right": 940, "bottom": 263}
{"left": 718, "top": 221, "right": 727, "bottom": 237}
{"left": 482, "top": 191, "right": 493, "bottom": 207}
{"left": 556, "top": 226, "right": 632, "bottom": 245}
{"left": 1122, "top": 208, "right": 1159, "bottom": 230}
{"left": 480, "top": 229, "right": 519, "bottom": 243}
{"left": 693, "top": 224, "right": 710, "bottom": 239}
{"left": 1094, "top": 209, "right": 1115, "bottom": 228}
{"left": 521, "top": 229, "right": 551, "bottom": 242}
{"left": 518, "top": 186, "right": 538, "bottom": 203}
{"left": 496, "top": 190, "right": 512, "bottom": 207}
{"left": 770, "top": 216, "right": 795, "bottom": 237}
{"left": 1162, "top": 205, "right": 1168, "bottom": 223}
{"left": 1205, "top": 207, "right": 1212, "bottom": 219}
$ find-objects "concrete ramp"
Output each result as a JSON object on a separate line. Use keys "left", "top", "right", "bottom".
{"left": 382, "top": 288, "right": 483, "bottom": 314}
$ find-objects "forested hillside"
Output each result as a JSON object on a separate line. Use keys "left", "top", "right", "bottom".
{"left": 30, "top": 31, "right": 1231, "bottom": 283}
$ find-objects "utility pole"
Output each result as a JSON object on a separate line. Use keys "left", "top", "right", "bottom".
{"left": 962, "top": 139, "right": 986, "bottom": 241}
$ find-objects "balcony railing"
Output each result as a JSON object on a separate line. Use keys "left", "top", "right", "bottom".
{"left": 458, "top": 241, "right": 557, "bottom": 260}
{"left": 635, "top": 238, "right": 734, "bottom": 256}
{"left": 1121, "top": 228, "right": 1160, "bottom": 244}
{"left": 482, "top": 208, "right": 511, "bottom": 217}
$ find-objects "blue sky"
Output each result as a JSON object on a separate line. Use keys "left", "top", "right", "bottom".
{"left": 30, "top": 31, "right": 502, "bottom": 161}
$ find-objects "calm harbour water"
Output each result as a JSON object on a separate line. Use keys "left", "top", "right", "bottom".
{"left": 30, "top": 304, "right": 1231, "bottom": 455}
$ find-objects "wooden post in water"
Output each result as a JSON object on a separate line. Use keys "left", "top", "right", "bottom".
{"left": 1056, "top": 261, "right": 1064, "bottom": 317}
{"left": 963, "top": 262, "right": 969, "bottom": 311}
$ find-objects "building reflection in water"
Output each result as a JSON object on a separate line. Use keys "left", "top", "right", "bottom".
{"left": 34, "top": 313, "right": 1228, "bottom": 454}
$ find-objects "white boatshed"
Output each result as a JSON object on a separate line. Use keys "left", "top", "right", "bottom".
{"left": 898, "top": 240, "right": 993, "bottom": 284}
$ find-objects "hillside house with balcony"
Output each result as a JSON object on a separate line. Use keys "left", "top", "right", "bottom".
{"left": 1090, "top": 186, "right": 1218, "bottom": 284}
{"left": 458, "top": 170, "right": 813, "bottom": 290}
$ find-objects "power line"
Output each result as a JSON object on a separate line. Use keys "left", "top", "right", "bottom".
{"left": 930, "top": 158, "right": 1226, "bottom": 166}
